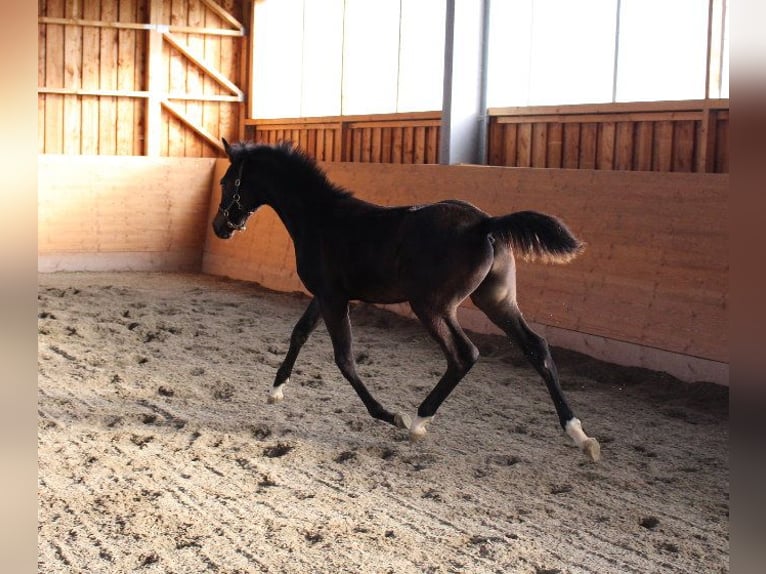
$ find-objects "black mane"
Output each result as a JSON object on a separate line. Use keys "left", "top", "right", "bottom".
{"left": 229, "top": 141, "right": 353, "bottom": 202}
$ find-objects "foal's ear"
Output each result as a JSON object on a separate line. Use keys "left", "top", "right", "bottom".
{"left": 222, "top": 138, "right": 232, "bottom": 159}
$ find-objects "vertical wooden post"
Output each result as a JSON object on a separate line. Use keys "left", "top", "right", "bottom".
{"left": 145, "top": 0, "right": 163, "bottom": 156}
{"left": 238, "top": 0, "right": 253, "bottom": 143}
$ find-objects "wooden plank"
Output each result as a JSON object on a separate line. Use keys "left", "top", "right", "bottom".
{"left": 250, "top": 111, "right": 441, "bottom": 126}
{"left": 516, "top": 123, "right": 532, "bottom": 167}
{"left": 167, "top": 1, "right": 188, "bottom": 157}
{"left": 325, "top": 128, "right": 336, "bottom": 161}
{"left": 547, "top": 122, "right": 563, "bottom": 168}
{"left": 653, "top": 121, "right": 674, "bottom": 172}
{"left": 306, "top": 129, "right": 317, "bottom": 158}
{"left": 298, "top": 129, "right": 309, "bottom": 155}
{"left": 79, "top": 0, "right": 101, "bottom": 155}
{"left": 698, "top": 106, "right": 717, "bottom": 173}
{"left": 414, "top": 127, "right": 426, "bottom": 164}
{"left": 391, "top": 127, "right": 403, "bottom": 164}
{"left": 38, "top": 17, "right": 47, "bottom": 151}
{"left": 597, "top": 122, "right": 616, "bottom": 170}
{"left": 145, "top": 0, "right": 163, "bottom": 156}
{"left": 163, "top": 32, "right": 243, "bottom": 97}
{"left": 219, "top": 19, "right": 237, "bottom": 144}
{"left": 403, "top": 127, "right": 415, "bottom": 164}
{"left": 133, "top": 0, "right": 148, "bottom": 155}
{"left": 351, "top": 129, "right": 363, "bottom": 162}
{"left": 99, "top": 0, "right": 118, "bottom": 155}
{"left": 562, "top": 123, "right": 580, "bottom": 169}
{"left": 314, "top": 129, "right": 325, "bottom": 161}
{"left": 578, "top": 123, "right": 597, "bottom": 169}
{"left": 715, "top": 114, "right": 729, "bottom": 173}
{"left": 200, "top": 0, "right": 245, "bottom": 32}
{"left": 380, "top": 128, "right": 392, "bottom": 163}
{"left": 502, "top": 124, "right": 518, "bottom": 167}
{"left": 488, "top": 99, "right": 726, "bottom": 117}
{"left": 161, "top": 100, "right": 226, "bottom": 153}
{"left": 426, "top": 126, "right": 439, "bottom": 164}
{"left": 185, "top": 1, "right": 205, "bottom": 158}
{"left": 44, "top": 0, "right": 65, "bottom": 154}
{"left": 39, "top": 17, "right": 245, "bottom": 36}
{"left": 614, "top": 122, "right": 634, "bottom": 170}
{"left": 531, "top": 123, "right": 548, "bottom": 167}
{"left": 487, "top": 120, "right": 503, "bottom": 166}
{"left": 495, "top": 111, "right": 701, "bottom": 125}
{"left": 672, "top": 120, "right": 696, "bottom": 172}
{"left": 634, "top": 122, "right": 654, "bottom": 171}
{"left": 116, "top": 0, "right": 137, "bottom": 155}
{"left": 203, "top": 1, "right": 222, "bottom": 156}
{"left": 371, "top": 127, "right": 383, "bottom": 163}
{"left": 62, "top": 0, "right": 82, "bottom": 154}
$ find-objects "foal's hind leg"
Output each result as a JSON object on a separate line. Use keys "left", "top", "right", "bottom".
{"left": 269, "top": 298, "right": 322, "bottom": 403}
{"left": 408, "top": 305, "right": 480, "bottom": 440}
{"left": 471, "top": 262, "right": 600, "bottom": 461}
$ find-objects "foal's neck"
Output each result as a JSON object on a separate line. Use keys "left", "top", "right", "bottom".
{"left": 264, "top": 164, "right": 364, "bottom": 242}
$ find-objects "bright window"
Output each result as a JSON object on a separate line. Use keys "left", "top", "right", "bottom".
{"left": 487, "top": 0, "right": 728, "bottom": 107}
{"left": 250, "top": 0, "right": 445, "bottom": 118}
{"left": 251, "top": 0, "right": 729, "bottom": 118}
{"left": 488, "top": 0, "right": 618, "bottom": 107}
{"left": 615, "top": 0, "right": 709, "bottom": 102}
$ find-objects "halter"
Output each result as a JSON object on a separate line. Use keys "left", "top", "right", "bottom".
{"left": 218, "top": 161, "right": 247, "bottom": 231}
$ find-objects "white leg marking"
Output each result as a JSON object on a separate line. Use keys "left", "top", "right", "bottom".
{"left": 409, "top": 415, "right": 433, "bottom": 441}
{"left": 565, "top": 418, "right": 601, "bottom": 462}
{"left": 565, "top": 418, "right": 588, "bottom": 446}
{"left": 268, "top": 378, "right": 287, "bottom": 404}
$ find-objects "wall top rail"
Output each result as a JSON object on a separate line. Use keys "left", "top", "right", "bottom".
{"left": 38, "top": 16, "right": 245, "bottom": 37}
{"left": 488, "top": 99, "right": 729, "bottom": 118}
{"left": 246, "top": 111, "right": 441, "bottom": 127}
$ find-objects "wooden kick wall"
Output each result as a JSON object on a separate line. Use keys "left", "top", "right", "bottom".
{"left": 488, "top": 100, "right": 729, "bottom": 173}
{"left": 38, "top": 0, "right": 247, "bottom": 157}
{"left": 38, "top": 155, "right": 215, "bottom": 271}
{"left": 203, "top": 162, "right": 728, "bottom": 385}
{"left": 244, "top": 100, "right": 729, "bottom": 173}
{"left": 245, "top": 112, "right": 442, "bottom": 164}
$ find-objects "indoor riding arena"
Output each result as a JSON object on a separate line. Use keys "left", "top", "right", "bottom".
{"left": 38, "top": 1, "right": 729, "bottom": 573}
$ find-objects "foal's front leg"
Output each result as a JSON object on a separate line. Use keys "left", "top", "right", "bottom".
{"left": 269, "top": 298, "right": 322, "bottom": 403}
{"left": 319, "top": 297, "right": 409, "bottom": 429}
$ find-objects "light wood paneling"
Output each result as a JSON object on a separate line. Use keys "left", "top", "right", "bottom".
{"left": 39, "top": 155, "right": 215, "bottom": 270}
{"left": 38, "top": 0, "right": 245, "bottom": 156}
{"left": 245, "top": 112, "right": 442, "bottom": 164}
{"left": 488, "top": 100, "right": 729, "bottom": 173}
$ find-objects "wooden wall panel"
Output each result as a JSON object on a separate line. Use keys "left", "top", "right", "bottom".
{"left": 246, "top": 113, "right": 442, "bottom": 164}
{"left": 38, "top": 0, "right": 245, "bottom": 156}
{"left": 202, "top": 162, "right": 728, "bottom": 378}
{"left": 488, "top": 101, "right": 729, "bottom": 173}
{"left": 38, "top": 155, "right": 216, "bottom": 270}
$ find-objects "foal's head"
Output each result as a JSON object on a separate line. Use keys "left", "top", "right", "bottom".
{"left": 212, "top": 138, "right": 272, "bottom": 239}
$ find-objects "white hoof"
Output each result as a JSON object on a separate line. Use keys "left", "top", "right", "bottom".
{"left": 565, "top": 418, "right": 601, "bottom": 462}
{"left": 394, "top": 412, "right": 412, "bottom": 429}
{"left": 268, "top": 381, "right": 287, "bottom": 404}
{"left": 583, "top": 437, "right": 601, "bottom": 462}
{"left": 409, "top": 416, "right": 433, "bottom": 442}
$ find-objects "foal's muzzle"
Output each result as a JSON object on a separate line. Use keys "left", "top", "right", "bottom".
{"left": 213, "top": 189, "right": 250, "bottom": 239}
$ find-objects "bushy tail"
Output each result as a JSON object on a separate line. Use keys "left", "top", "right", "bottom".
{"left": 483, "top": 210, "right": 584, "bottom": 263}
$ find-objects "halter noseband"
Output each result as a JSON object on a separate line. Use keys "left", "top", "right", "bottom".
{"left": 218, "top": 161, "right": 247, "bottom": 231}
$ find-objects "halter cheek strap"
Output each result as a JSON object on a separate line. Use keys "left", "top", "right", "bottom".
{"left": 218, "top": 161, "right": 248, "bottom": 231}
